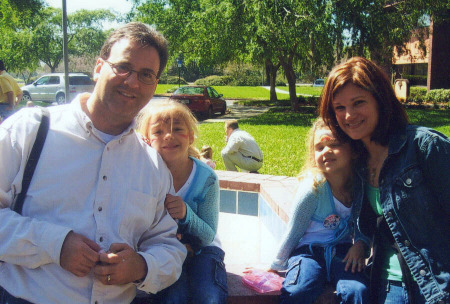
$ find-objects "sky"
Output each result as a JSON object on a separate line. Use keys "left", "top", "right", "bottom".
{"left": 45, "top": 0, "right": 133, "bottom": 14}
{"left": 45, "top": 0, "right": 134, "bottom": 28}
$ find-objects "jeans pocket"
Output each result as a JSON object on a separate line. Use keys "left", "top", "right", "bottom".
{"left": 285, "top": 258, "right": 302, "bottom": 286}
{"left": 214, "top": 259, "right": 228, "bottom": 294}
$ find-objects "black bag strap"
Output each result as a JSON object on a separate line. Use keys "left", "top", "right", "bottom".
{"left": 11, "top": 107, "right": 50, "bottom": 214}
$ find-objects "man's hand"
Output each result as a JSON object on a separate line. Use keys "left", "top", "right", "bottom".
{"left": 164, "top": 194, "right": 187, "bottom": 220}
{"left": 94, "top": 243, "right": 148, "bottom": 285}
{"left": 60, "top": 231, "right": 101, "bottom": 277}
{"left": 343, "top": 240, "right": 366, "bottom": 273}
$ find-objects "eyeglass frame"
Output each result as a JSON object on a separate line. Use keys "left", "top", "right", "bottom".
{"left": 103, "top": 59, "right": 159, "bottom": 85}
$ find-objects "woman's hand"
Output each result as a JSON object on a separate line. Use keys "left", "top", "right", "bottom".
{"left": 164, "top": 194, "right": 187, "bottom": 220}
{"left": 342, "top": 240, "right": 366, "bottom": 273}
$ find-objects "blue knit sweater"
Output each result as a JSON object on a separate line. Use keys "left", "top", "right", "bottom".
{"left": 271, "top": 173, "right": 369, "bottom": 271}
{"left": 177, "top": 157, "right": 219, "bottom": 248}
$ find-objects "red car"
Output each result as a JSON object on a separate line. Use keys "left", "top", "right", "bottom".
{"left": 169, "top": 86, "right": 227, "bottom": 118}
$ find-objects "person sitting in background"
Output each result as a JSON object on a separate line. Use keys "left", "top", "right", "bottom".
{"left": 221, "top": 119, "right": 263, "bottom": 173}
{"left": 200, "top": 145, "right": 216, "bottom": 169}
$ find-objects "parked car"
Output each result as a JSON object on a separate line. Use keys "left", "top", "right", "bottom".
{"left": 313, "top": 78, "right": 325, "bottom": 87}
{"left": 169, "top": 85, "right": 227, "bottom": 118}
{"left": 21, "top": 73, "right": 94, "bottom": 104}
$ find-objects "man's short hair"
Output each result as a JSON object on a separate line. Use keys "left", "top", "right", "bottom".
{"left": 99, "top": 22, "right": 168, "bottom": 78}
{"left": 0, "top": 60, "right": 5, "bottom": 71}
{"left": 225, "top": 120, "right": 239, "bottom": 130}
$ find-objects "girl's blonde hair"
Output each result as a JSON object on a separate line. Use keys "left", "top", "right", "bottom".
{"left": 200, "top": 145, "right": 213, "bottom": 159}
{"left": 137, "top": 99, "right": 200, "bottom": 159}
{"left": 299, "top": 118, "right": 346, "bottom": 190}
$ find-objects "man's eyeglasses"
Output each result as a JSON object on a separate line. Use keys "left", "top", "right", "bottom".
{"left": 104, "top": 60, "right": 158, "bottom": 85}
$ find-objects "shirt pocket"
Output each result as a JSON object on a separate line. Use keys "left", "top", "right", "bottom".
{"left": 118, "top": 190, "right": 156, "bottom": 249}
{"left": 394, "top": 166, "right": 433, "bottom": 214}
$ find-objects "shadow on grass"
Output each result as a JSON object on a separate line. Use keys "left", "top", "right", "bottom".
{"left": 407, "top": 108, "right": 450, "bottom": 129}
{"left": 240, "top": 106, "right": 318, "bottom": 127}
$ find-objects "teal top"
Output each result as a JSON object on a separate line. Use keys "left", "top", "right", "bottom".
{"left": 366, "top": 183, "right": 402, "bottom": 281}
{"left": 178, "top": 157, "right": 220, "bottom": 248}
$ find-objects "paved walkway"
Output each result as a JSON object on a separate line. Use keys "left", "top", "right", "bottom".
{"left": 202, "top": 101, "right": 271, "bottom": 123}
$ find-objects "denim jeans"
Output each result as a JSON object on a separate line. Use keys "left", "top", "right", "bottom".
{"left": 134, "top": 246, "right": 228, "bottom": 304}
{"left": 376, "top": 279, "right": 427, "bottom": 304}
{"left": 0, "top": 287, "right": 34, "bottom": 304}
{"left": 280, "top": 243, "right": 368, "bottom": 304}
{"left": 0, "top": 104, "right": 14, "bottom": 121}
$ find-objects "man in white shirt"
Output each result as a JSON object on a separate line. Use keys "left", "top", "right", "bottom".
{"left": 0, "top": 22, "right": 186, "bottom": 304}
{"left": 221, "top": 119, "right": 263, "bottom": 172}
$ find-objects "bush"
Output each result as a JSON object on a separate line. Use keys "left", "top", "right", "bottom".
{"left": 426, "top": 89, "right": 450, "bottom": 104}
{"left": 194, "top": 75, "right": 233, "bottom": 86}
{"left": 402, "top": 74, "right": 427, "bottom": 86}
{"left": 408, "top": 87, "right": 427, "bottom": 104}
{"left": 158, "top": 74, "right": 188, "bottom": 85}
{"left": 298, "top": 95, "right": 320, "bottom": 105}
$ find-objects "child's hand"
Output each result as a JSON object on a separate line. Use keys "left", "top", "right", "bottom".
{"left": 342, "top": 240, "right": 366, "bottom": 273}
{"left": 164, "top": 194, "right": 187, "bottom": 220}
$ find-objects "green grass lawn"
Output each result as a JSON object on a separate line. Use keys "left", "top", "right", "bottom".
{"left": 155, "top": 84, "right": 322, "bottom": 99}
{"left": 197, "top": 107, "right": 450, "bottom": 177}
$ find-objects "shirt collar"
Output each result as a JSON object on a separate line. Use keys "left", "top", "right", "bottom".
{"left": 72, "top": 93, "right": 136, "bottom": 140}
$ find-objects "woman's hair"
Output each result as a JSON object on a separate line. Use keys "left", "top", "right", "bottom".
{"left": 319, "top": 57, "right": 408, "bottom": 146}
{"left": 137, "top": 99, "right": 200, "bottom": 159}
{"left": 100, "top": 22, "right": 168, "bottom": 78}
{"left": 200, "top": 145, "right": 213, "bottom": 159}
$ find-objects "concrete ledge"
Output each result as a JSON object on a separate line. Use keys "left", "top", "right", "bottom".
{"left": 217, "top": 171, "right": 336, "bottom": 304}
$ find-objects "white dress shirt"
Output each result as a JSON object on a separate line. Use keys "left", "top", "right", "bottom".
{"left": 0, "top": 96, "right": 186, "bottom": 304}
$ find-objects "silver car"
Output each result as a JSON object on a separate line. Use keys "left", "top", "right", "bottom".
{"left": 21, "top": 73, "right": 94, "bottom": 104}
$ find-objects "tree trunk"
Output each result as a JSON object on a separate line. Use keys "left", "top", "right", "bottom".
{"left": 280, "top": 55, "right": 299, "bottom": 111}
{"left": 266, "top": 59, "right": 279, "bottom": 103}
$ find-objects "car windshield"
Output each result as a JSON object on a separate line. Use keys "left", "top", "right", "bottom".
{"left": 174, "top": 87, "right": 204, "bottom": 95}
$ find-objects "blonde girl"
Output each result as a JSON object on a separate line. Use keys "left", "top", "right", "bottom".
{"left": 135, "top": 99, "right": 227, "bottom": 304}
{"left": 270, "top": 118, "right": 369, "bottom": 304}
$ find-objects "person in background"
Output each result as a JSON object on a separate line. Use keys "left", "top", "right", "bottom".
{"left": 200, "top": 145, "right": 216, "bottom": 169}
{"left": 221, "top": 119, "right": 263, "bottom": 173}
{"left": 270, "top": 118, "right": 369, "bottom": 304}
{"left": 0, "top": 22, "right": 186, "bottom": 304}
{"left": 320, "top": 57, "right": 449, "bottom": 304}
{"left": 136, "top": 99, "right": 227, "bottom": 304}
{"left": 0, "top": 59, "right": 23, "bottom": 120}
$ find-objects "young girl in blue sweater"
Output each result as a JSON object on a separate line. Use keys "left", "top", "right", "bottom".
{"left": 270, "top": 118, "right": 369, "bottom": 304}
{"left": 135, "top": 99, "right": 227, "bottom": 304}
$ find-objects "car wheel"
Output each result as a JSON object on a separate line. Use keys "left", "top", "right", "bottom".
{"left": 22, "top": 92, "right": 32, "bottom": 102}
{"left": 56, "top": 93, "right": 66, "bottom": 104}
{"left": 220, "top": 104, "right": 226, "bottom": 115}
{"left": 207, "top": 106, "right": 213, "bottom": 118}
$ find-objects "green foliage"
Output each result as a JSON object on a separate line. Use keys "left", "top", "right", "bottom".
{"left": 426, "top": 89, "right": 450, "bottom": 104}
{"left": 195, "top": 75, "right": 234, "bottom": 86}
{"left": 402, "top": 74, "right": 427, "bottom": 86}
{"left": 158, "top": 74, "right": 188, "bottom": 85}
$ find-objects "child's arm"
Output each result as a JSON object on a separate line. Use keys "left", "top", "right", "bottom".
{"left": 271, "top": 179, "right": 318, "bottom": 271}
{"left": 342, "top": 240, "right": 366, "bottom": 273}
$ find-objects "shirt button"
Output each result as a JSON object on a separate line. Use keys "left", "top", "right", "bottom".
{"left": 99, "top": 237, "right": 103, "bottom": 242}
{"left": 404, "top": 240, "right": 411, "bottom": 247}
{"left": 98, "top": 206, "right": 102, "bottom": 212}
{"left": 406, "top": 178, "right": 412, "bottom": 185}
{"left": 419, "top": 269, "right": 427, "bottom": 277}
{"left": 103, "top": 176, "right": 107, "bottom": 181}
